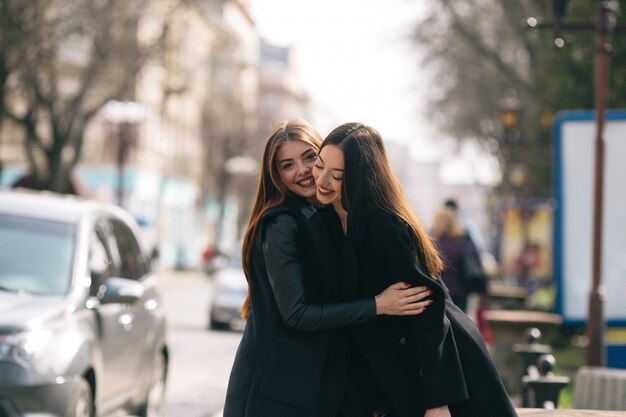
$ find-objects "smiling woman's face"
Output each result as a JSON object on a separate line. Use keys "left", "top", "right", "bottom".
{"left": 312, "top": 144, "right": 344, "bottom": 209}
{"left": 276, "top": 140, "right": 318, "bottom": 200}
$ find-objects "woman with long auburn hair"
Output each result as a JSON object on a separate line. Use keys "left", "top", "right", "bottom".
{"left": 313, "top": 122, "right": 517, "bottom": 417}
{"left": 223, "top": 118, "right": 432, "bottom": 417}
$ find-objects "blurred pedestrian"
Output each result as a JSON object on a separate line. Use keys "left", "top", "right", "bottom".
{"left": 201, "top": 243, "right": 226, "bottom": 275}
{"left": 444, "top": 198, "right": 480, "bottom": 250}
{"left": 431, "top": 207, "right": 487, "bottom": 312}
{"left": 514, "top": 241, "right": 542, "bottom": 289}
{"left": 444, "top": 198, "right": 459, "bottom": 211}
{"left": 223, "top": 119, "right": 431, "bottom": 417}
{"left": 313, "top": 122, "right": 516, "bottom": 417}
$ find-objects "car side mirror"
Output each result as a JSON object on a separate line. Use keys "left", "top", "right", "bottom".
{"left": 97, "top": 277, "right": 144, "bottom": 304}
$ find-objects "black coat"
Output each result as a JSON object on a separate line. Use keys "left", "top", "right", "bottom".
{"left": 342, "top": 209, "right": 517, "bottom": 417}
{"left": 223, "top": 195, "right": 377, "bottom": 417}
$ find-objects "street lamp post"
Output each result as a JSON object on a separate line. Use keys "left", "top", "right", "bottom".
{"left": 525, "top": 0, "right": 624, "bottom": 368}
{"left": 225, "top": 155, "right": 258, "bottom": 242}
{"left": 498, "top": 90, "right": 521, "bottom": 133}
{"left": 499, "top": 90, "right": 532, "bottom": 286}
{"left": 498, "top": 90, "right": 522, "bottom": 206}
{"left": 499, "top": 89, "right": 522, "bottom": 195}
{"left": 100, "top": 100, "right": 146, "bottom": 207}
{"left": 224, "top": 156, "right": 258, "bottom": 177}
{"left": 587, "top": 0, "right": 613, "bottom": 368}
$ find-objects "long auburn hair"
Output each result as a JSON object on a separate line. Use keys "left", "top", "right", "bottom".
{"left": 321, "top": 122, "right": 443, "bottom": 278}
{"left": 240, "top": 119, "right": 322, "bottom": 319}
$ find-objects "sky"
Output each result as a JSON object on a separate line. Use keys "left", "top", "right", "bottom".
{"left": 250, "top": 1, "right": 434, "bottom": 147}
{"left": 250, "top": 0, "right": 499, "bottom": 184}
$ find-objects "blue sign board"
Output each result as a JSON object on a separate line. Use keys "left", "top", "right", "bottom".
{"left": 553, "top": 109, "right": 626, "bottom": 327}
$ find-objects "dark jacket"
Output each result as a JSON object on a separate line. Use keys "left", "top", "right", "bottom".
{"left": 223, "top": 195, "right": 376, "bottom": 417}
{"left": 343, "top": 209, "right": 517, "bottom": 417}
{"left": 436, "top": 236, "right": 467, "bottom": 300}
{"left": 435, "top": 234, "right": 484, "bottom": 301}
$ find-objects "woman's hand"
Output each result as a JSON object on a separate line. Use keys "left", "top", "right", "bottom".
{"left": 375, "top": 282, "right": 432, "bottom": 316}
{"left": 424, "top": 405, "right": 451, "bottom": 417}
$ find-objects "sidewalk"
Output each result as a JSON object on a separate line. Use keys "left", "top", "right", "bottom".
{"left": 156, "top": 267, "right": 239, "bottom": 417}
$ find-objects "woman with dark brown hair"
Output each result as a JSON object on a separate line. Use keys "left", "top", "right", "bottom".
{"left": 223, "top": 118, "right": 431, "bottom": 417}
{"left": 313, "top": 122, "right": 517, "bottom": 417}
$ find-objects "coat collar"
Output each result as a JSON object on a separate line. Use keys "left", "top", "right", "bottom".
{"left": 283, "top": 193, "right": 319, "bottom": 219}
{"left": 259, "top": 194, "right": 316, "bottom": 237}
{"left": 283, "top": 194, "right": 336, "bottom": 259}
{"left": 283, "top": 195, "right": 341, "bottom": 299}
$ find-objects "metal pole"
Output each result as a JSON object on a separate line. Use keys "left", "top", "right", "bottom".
{"left": 116, "top": 123, "right": 124, "bottom": 207}
{"left": 116, "top": 122, "right": 132, "bottom": 208}
{"left": 586, "top": 0, "right": 611, "bottom": 367}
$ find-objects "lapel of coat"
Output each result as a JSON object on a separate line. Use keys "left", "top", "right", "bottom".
{"left": 299, "top": 205, "right": 335, "bottom": 266}
{"left": 298, "top": 204, "right": 340, "bottom": 299}
{"left": 337, "top": 211, "right": 370, "bottom": 300}
{"left": 291, "top": 199, "right": 339, "bottom": 301}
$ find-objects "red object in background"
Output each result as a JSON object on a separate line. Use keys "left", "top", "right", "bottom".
{"left": 202, "top": 246, "right": 213, "bottom": 262}
{"left": 476, "top": 305, "right": 493, "bottom": 344}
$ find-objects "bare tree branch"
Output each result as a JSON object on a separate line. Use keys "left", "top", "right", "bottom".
{"left": 442, "top": 0, "right": 531, "bottom": 91}
{"left": 1, "top": 0, "right": 160, "bottom": 192}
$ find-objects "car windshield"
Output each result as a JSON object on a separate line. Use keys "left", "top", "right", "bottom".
{"left": 0, "top": 214, "right": 76, "bottom": 295}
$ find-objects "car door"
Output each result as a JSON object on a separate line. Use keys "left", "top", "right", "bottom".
{"left": 89, "top": 218, "right": 138, "bottom": 404}
{"left": 105, "top": 217, "right": 157, "bottom": 391}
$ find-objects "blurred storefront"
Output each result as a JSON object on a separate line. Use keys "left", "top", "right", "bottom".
{"left": 498, "top": 199, "right": 555, "bottom": 287}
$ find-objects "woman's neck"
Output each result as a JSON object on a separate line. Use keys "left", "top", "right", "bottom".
{"left": 333, "top": 202, "right": 348, "bottom": 234}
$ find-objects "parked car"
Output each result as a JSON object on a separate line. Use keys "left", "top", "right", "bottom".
{"left": 208, "top": 254, "right": 247, "bottom": 331}
{"left": 0, "top": 190, "right": 168, "bottom": 417}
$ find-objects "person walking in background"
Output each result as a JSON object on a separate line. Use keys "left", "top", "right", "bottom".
{"left": 444, "top": 198, "right": 479, "bottom": 250}
{"left": 313, "top": 122, "right": 516, "bottom": 417}
{"left": 430, "top": 207, "right": 487, "bottom": 313}
{"left": 223, "top": 119, "right": 431, "bottom": 417}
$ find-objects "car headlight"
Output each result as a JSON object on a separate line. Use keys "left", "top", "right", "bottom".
{"left": 0, "top": 330, "right": 51, "bottom": 368}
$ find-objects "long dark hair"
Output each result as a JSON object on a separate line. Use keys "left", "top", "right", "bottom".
{"left": 240, "top": 119, "right": 322, "bottom": 319}
{"left": 321, "top": 122, "right": 443, "bottom": 278}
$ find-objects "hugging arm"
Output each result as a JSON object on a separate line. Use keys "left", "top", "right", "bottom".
{"left": 263, "top": 215, "right": 428, "bottom": 331}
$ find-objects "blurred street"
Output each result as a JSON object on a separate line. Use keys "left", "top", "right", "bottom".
{"left": 158, "top": 269, "right": 242, "bottom": 417}
{"left": 2, "top": 0, "right": 626, "bottom": 415}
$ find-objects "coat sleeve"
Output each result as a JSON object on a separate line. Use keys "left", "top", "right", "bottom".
{"left": 263, "top": 214, "right": 377, "bottom": 331}
{"left": 375, "top": 215, "right": 468, "bottom": 409}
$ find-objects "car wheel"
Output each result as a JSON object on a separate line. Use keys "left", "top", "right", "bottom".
{"left": 65, "top": 378, "right": 93, "bottom": 417}
{"left": 136, "top": 353, "right": 167, "bottom": 417}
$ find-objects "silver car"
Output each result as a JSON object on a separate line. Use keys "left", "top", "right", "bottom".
{"left": 208, "top": 254, "right": 247, "bottom": 331}
{"left": 0, "top": 190, "right": 168, "bottom": 417}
